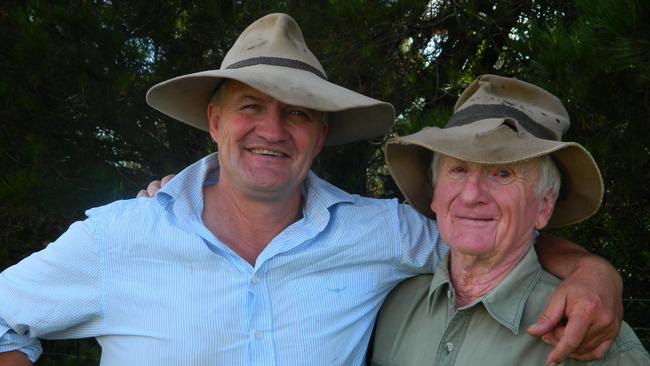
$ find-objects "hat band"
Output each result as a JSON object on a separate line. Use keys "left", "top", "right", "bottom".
{"left": 225, "top": 56, "right": 327, "bottom": 80}
{"left": 447, "top": 104, "right": 556, "bottom": 140}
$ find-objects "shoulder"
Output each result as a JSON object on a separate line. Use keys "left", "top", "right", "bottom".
{"left": 518, "top": 270, "right": 561, "bottom": 328}
{"left": 85, "top": 197, "right": 159, "bottom": 219}
{"left": 83, "top": 197, "right": 164, "bottom": 235}
{"left": 377, "top": 275, "right": 433, "bottom": 325}
{"left": 588, "top": 322, "right": 650, "bottom": 365}
{"left": 372, "top": 275, "right": 434, "bottom": 362}
{"left": 387, "top": 274, "right": 434, "bottom": 299}
{"left": 306, "top": 171, "right": 405, "bottom": 218}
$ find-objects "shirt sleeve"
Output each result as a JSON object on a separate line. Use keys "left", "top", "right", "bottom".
{"left": 589, "top": 322, "right": 650, "bottom": 365}
{"left": 396, "top": 203, "right": 448, "bottom": 275}
{"left": 0, "top": 319, "right": 42, "bottom": 362}
{"left": 0, "top": 218, "right": 104, "bottom": 360}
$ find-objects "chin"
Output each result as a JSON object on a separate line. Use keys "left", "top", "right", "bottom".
{"left": 448, "top": 235, "right": 495, "bottom": 256}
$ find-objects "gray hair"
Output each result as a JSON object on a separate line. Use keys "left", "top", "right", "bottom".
{"left": 430, "top": 153, "right": 561, "bottom": 200}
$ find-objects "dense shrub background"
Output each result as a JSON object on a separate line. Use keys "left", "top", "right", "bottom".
{"left": 1, "top": 1, "right": 647, "bottom": 363}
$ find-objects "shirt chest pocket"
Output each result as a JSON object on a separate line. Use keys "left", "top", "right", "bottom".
{"left": 289, "top": 271, "right": 381, "bottom": 310}
{"left": 286, "top": 271, "right": 381, "bottom": 361}
{"left": 322, "top": 272, "right": 378, "bottom": 296}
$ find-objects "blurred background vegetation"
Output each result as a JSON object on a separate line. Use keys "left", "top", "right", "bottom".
{"left": 1, "top": 0, "right": 648, "bottom": 364}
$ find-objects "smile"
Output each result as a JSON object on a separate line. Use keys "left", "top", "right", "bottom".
{"left": 456, "top": 216, "right": 494, "bottom": 224}
{"left": 248, "top": 148, "right": 287, "bottom": 157}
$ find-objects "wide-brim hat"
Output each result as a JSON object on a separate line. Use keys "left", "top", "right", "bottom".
{"left": 385, "top": 74, "right": 604, "bottom": 228}
{"left": 146, "top": 13, "right": 395, "bottom": 145}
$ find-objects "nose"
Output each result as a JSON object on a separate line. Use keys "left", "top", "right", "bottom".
{"left": 459, "top": 171, "right": 489, "bottom": 205}
{"left": 256, "top": 106, "right": 287, "bottom": 142}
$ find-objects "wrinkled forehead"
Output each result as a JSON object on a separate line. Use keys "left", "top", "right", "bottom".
{"left": 437, "top": 154, "right": 541, "bottom": 171}
{"left": 215, "top": 79, "right": 327, "bottom": 119}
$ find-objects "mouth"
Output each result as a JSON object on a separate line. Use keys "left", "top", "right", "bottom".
{"left": 248, "top": 148, "right": 288, "bottom": 158}
{"left": 456, "top": 215, "right": 494, "bottom": 224}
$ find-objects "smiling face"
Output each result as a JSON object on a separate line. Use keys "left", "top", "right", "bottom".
{"left": 208, "top": 80, "right": 328, "bottom": 202}
{"left": 431, "top": 155, "right": 556, "bottom": 261}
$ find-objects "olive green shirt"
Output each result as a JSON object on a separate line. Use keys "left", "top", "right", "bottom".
{"left": 371, "top": 247, "right": 649, "bottom": 366}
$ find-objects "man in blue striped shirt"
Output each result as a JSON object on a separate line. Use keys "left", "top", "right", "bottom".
{"left": 0, "top": 13, "right": 623, "bottom": 366}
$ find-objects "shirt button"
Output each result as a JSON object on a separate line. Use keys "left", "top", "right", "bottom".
{"left": 255, "top": 331, "right": 263, "bottom": 340}
{"left": 445, "top": 342, "right": 454, "bottom": 352}
{"left": 252, "top": 275, "right": 260, "bottom": 284}
{"left": 447, "top": 289, "right": 451, "bottom": 298}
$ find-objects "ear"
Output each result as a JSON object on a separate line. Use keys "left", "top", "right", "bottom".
{"left": 535, "top": 191, "right": 556, "bottom": 230}
{"left": 207, "top": 104, "right": 220, "bottom": 143}
{"left": 429, "top": 186, "right": 438, "bottom": 215}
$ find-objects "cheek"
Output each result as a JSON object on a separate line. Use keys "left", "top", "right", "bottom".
{"left": 295, "top": 127, "right": 324, "bottom": 152}
{"left": 431, "top": 184, "right": 458, "bottom": 212}
{"left": 496, "top": 189, "right": 537, "bottom": 229}
{"left": 215, "top": 129, "right": 231, "bottom": 151}
{"left": 430, "top": 188, "right": 454, "bottom": 231}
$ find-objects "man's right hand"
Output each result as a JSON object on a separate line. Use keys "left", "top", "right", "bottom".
{"left": 0, "top": 351, "right": 32, "bottom": 366}
{"left": 136, "top": 174, "right": 175, "bottom": 198}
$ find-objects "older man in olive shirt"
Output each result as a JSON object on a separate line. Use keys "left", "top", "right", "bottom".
{"left": 371, "top": 75, "right": 650, "bottom": 366}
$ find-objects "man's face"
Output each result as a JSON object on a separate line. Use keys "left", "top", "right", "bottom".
{"left": 208, "top": 80, "right": 327, "bottom": 201}
{"left": 430, "top": 156, "right": 555, "bottom": 259}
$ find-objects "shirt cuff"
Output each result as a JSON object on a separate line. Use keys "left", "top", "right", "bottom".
{"left": 0, "top": 326, "right": 43, "bottom": 363}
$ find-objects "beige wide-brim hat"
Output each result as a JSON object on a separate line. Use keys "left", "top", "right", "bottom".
{"left": 386, "top": 74, "right": 604, "bottom": 228}
{"left": 146, "top": 13, "right": 395, "bottom": 145}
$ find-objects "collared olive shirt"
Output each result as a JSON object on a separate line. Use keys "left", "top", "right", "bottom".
{"left": 371, "top": 247, "right": 649, "bottom": 366}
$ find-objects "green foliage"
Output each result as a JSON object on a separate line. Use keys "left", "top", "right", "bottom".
{"left": 511, "top": 0, "right": 650, "bottom": 308}
{"left": 1, "top": 0, "right": 648, "bottom": 362}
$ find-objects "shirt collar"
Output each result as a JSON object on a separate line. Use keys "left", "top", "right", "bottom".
{"left": 428, "top": 245, "right": 543, "bottom": 334}
{"left": 301, "top": 170, "right": 355, "bottom": 230}
{"left": 155, "top": 153, "right": 355, "bottom": 226}
{"left": 155, "top": 153, "right": 218, "bottom": 222}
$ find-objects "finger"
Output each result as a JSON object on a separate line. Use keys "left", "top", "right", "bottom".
{"left": 146, "top": 180, "right": 162, "bottom": 197}
{"left": 528, "top": 295, "right": 566, "bottom": 336}
{"left": 160, "top": 174, "right": 175, "bottom": 187}
{"left": 136, "top": 189, "right": 149, "bottom": 198}
{"left": 540, "top": 325, "right": 564, "bottom": 346}
{"left": 570, "top": 339, "right": 612, "bottom": 361}
{"left": 546, "top": 313, "right": 591, "bottom": 365}
{"left": 567, "top": 329, "right": 608, "bottom": 357}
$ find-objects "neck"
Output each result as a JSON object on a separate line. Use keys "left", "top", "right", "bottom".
{"left": 202, "top": 182, "right": 303, "bottom": 265}
{"left": 449, "top": 244, "right": 530, "bottom": 308}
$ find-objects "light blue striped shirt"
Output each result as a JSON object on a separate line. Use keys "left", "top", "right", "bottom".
{"left": 0, "top": 153, "right": 446, "bottom": 365}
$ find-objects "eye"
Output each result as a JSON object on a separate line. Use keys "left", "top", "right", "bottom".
{"left": 240, "top": 104, "right": 262, "bottom": 112}
{"left": 287, "top": 108, "right": 312, "bottom": 121}
{"left": 490, "top": 168, "right": 514, "bottom": 184}
{"left": 447, "top": 165, "right": 468, "bottom": 180}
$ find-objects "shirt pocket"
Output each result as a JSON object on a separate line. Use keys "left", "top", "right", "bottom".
{"left": 285, "top": 270, "right": 382, "bottom": 323}
{"left": 287, "top": 272, "right": 381, "bottom": 363}
{"left": 302, "top": 272, "right": 380, "bottom": 299}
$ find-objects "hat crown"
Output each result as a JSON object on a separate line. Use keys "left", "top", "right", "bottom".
{"left": 451, "top": 74, "right": 569, "bottom": 140}
{"left": 220, "top": 13, "right": 327, "bottom": 78}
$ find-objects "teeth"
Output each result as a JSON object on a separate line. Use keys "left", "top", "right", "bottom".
{"left": 251, "top": 148, "right": 284, "bottom": 157}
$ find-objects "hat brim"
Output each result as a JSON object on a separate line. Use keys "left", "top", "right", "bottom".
{"left": 145, "top": 65, "right": 395, "bottom": 145}
{"left": 385, "top": 121, "right": 604, "bottom": 228}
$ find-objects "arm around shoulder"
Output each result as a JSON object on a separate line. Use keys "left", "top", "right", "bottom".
{"left": 532, "top": 234, "right": 624, "bottom": 364}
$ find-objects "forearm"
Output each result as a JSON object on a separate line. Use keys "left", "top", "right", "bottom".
{"left": 0, "top": 351, "right": 33, "bottom": 366}
{"left": 0, "top": 324, "right": 41, "bottom": 363}
{"left": 536, "top": 234, "right": 621, "bottom": 288}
